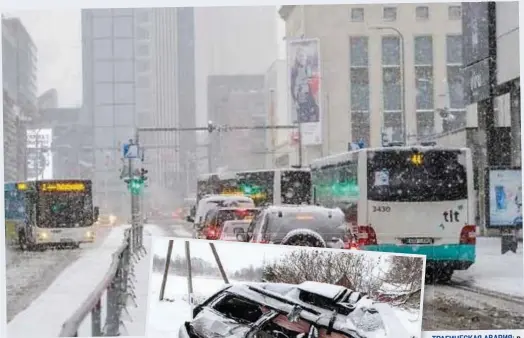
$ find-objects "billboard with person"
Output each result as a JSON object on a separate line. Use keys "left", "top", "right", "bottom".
{"left": 287, "top": 38, "right": 322, "bottom": 146}
{"left": 488, "top": 168, "right": 522, "bottom": 227}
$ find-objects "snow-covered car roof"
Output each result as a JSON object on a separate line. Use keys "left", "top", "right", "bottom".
{"left": 265, "top": 204, "right": 345, "bottom": 216}
{"left": 297, "top": 281, "right": 348, "bottom": 300}
{"left": 200, "top": 195, "right": 254, "bottom": 203}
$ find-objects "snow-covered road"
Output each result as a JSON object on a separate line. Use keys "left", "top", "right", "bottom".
{"left": 5, "top": 226, "right": 112, "bottom": 322}
{"left": 452, "top": 237, "right": 523, "bottom": 297}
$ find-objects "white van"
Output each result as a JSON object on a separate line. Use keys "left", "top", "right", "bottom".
{"left": 187, "top": 194, "right": 255, "bottom": 230}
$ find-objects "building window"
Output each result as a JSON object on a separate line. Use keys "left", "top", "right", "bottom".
{"left": 350, "top": 36, "right": 368, "bottom": 67}
{"left": 446, "top": 35, "right": 463, "bottom": 65}
{"left": 350, "top": 68, "right": 370, "bottom": 112}
{"left": 351, "top": 112, "right": 370, "bottom": 145}
{"left": 381, "top": 36, "right": 400, "bottom": 66}
{"left": 416, "top": 111, "right": 434, "bottom": 136}
{"left": 383, "top": 7, "right": 397, "bottom": 21}
{"left": 447, "top": 66, "right": 465, "bottom": 109}
{"left": 414, "top": 35, "right": 434, "bottom": 113}
{"left": 414, "top": 35, "right": 433, "bottom": 65}
{"left": 136, "top": 44, "right": 149, "bottom": 57}
{"left": 383, "top": 112, "right": 403, "bottom": 142}
{"left": 415, "top": 6, "right": 429, "bottom": 20}
{"left": 382, "top": 68, "right": 401, "bottom": 111}
{"left": 136, "top": 26, "right": 150, "bottom": 40}
{"left": 448, "top": 5, "right": 461, "bottom": 20}
{"left": 136, "top": 60, "right": 150, "bottom": 73}
{"left": 415, "top": 67, "right": 434, "bottom": 111}
{"left": 351, "top": 8, "right": 364, "bottom": 22}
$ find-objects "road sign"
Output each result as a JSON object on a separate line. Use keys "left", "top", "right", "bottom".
{"left": 123, "top": 143, "right": 139, "bottom": 158}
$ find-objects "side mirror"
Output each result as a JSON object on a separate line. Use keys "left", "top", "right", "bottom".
{"left": 236, "top": 233, "right": 248, "bottom": 242}
{"left": 93, "top": 206, "right": 100, "bottom": 221}
{"left": 186, "top": 215, "right": 194, "bottom": 223}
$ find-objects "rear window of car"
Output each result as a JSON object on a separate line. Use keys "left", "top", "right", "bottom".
{"left": 209, "top": 209, "right": 260, "bottom": 228}
{"left": 266, "top": 211, "right": 345, "bottom": 233}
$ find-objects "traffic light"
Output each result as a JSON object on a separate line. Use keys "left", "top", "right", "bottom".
{"left": 207, "top": 120, "right": 215, "bottom": 133}
{"left": 128, "top": 177, "right": 144, "bottom": 195}
{"left": 140, "top": 168, "right": 148, "bottom": 181}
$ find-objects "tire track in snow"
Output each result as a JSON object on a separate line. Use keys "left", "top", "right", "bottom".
{"left": 5, "top": 227, "right": 112, "bottom": 322}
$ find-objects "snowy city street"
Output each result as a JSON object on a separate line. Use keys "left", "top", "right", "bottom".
{"left": 5, "top": 222, "right": 192, "bottom": 338}
{"left": 5, "top": 217, "right": 524, "bottom": 337}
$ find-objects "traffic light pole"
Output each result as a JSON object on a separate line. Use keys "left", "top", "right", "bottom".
{"left": 134, "top": 122, "right": 302, "bottom": 168}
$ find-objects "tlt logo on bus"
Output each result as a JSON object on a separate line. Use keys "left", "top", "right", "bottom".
{"left": 443, "top": 209, "right": 460, "bottom": 223}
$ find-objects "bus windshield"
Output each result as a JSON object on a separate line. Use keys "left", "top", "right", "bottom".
{"left": 236, "top": 171, "right": 274, "bottom": 206}
{"left": 37, "top": 192, "right": 93, "bottom": 227}
{"left": 367, "top": 149, "right": 468, "bottom": 202}
{"left": 5, "top": 190, "right": 25, "bottom": 219}
{"left": 281, "top": 170, "right": 311, "bottom": 204}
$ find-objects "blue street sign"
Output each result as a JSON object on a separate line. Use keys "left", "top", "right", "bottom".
{"left": 123, "top": 143, "right": 139, "bottom": 158}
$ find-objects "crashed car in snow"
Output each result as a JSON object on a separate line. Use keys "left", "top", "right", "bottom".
{"left": 178, "top": 281, "right": 411, "bottom": 338}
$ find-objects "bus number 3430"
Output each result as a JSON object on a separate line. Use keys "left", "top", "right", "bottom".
{"left": 372, "top": 206, "right": 391, "bottom": 212}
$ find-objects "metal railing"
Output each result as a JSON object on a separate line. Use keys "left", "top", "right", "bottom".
{"left": 59, "top": 227, "right": 147, "bottom": 337}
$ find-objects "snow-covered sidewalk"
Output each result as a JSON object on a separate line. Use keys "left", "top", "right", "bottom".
{"left": 453, "top": 237, "right": 523, "bottom": 297}
{"left": 125, "top": 224, "right": 167, "bottom": 336}
{"left": 7, "top": 225, "right": 130, "bottom": 338}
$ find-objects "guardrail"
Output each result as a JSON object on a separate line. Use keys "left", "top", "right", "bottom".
{"left": 59, "top": 226, "right": 147, "bottom": 337}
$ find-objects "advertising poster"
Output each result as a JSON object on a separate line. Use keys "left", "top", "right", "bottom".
{"left": 287, "top": 38, "right": 322, "bottom": 146}
{"left": 488, "top": 168, "right": 522, "bottom": 227}
{"left": 26, "top": 128, "right": 54, "bottom": 180}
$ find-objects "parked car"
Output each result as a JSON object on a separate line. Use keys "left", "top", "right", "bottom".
{"left": 196, "top": 207, "right": 260, "bottom": 240}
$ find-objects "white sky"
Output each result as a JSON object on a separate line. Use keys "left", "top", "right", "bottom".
{"left": 11, "top": 7, "right": 285, "bottom": 108}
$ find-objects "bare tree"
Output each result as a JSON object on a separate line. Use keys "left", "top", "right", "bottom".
{"left": 381, "top": 256, "right": 424, "bottom": 292}
{"left": 262, "top": 249, "right": 385, "bottom": 295}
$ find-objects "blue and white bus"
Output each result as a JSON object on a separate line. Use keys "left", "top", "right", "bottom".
{"left": 310, "top": 146, "right": 476, "bottom": 282}
{"left": 5, "top": 182, "right": 27, "bottom": 245}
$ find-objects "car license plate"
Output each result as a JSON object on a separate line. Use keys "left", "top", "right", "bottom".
{"left": 60, "top": 238, "right": 74, "bottom": 243}
{"left": 402, "top": 238, "right": 433, "bottom": 245}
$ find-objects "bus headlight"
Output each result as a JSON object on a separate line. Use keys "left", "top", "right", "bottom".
{"left": 109, "top": 215, "right": 117, "bottom": 224}
{"left": 37, "top": 231, "right": 49, "bottom": 240}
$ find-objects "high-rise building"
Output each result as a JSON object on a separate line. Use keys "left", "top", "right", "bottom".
{"left": 207, "top": 74, "right": 266, "bottom": 171}
{"left": 2, "top": 16, "right": 38, "bottom": 182}
{"left": 279, "top": 4, "right": 465, "bottom": 162}
{"left": 194, "top": 7, "right": 278, "bottom": 173}
{"left": 81, "top": 7, "right": 196, "bottom": 210}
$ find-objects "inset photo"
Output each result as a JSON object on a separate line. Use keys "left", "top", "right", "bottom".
{"left": 147, "top": 238, "right": 426, "bottom": 338}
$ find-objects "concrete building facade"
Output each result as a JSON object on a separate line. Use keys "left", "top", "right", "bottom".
{"left": 279, "top": 4, "right": 466, "bottom": 162}
{"left": 207, "top": 74, "right": 266, "bottom": 172}
{"left": 2, "top": 16, "right": 38, "bottom": 182}
{"left": 81, "top": 7, "right": 197, "bottom": 210}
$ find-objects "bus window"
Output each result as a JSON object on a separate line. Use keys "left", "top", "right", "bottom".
{"left": 281, "top": 170, "right": 311, "bottom": 205}
{"left": 367, "top": 150, "right": 468, "bottom": 202}
{"left": 237, "top": 171, "right": 274, "bottom": 206}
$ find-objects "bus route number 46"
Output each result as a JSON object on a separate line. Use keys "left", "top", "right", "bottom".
{"left": 372, "top": 206, "right": 391, "bottom": 212}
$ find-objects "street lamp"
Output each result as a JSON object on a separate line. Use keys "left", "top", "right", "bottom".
{"left": 370, "top": 26, "right": 407, "bottom": 144}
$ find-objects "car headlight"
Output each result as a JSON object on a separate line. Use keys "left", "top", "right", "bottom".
{"left": 109, "top": 215, "right": 117, "bottom": 224}
{"left": 85, "top": 231, "right": 95, "bottom": 238}
{"left": 38, "top": 231, "right": 49, "bottom": 239}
